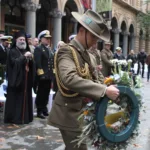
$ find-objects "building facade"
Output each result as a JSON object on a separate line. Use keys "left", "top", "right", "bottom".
{"left": 0, "top": 0, "right": 84, "bottom": 49}
{"left": 110, "top": 0, "right": 150, "bottom": 55}
{"left": 0, "top": 0, "right": 149, "bottom": 54}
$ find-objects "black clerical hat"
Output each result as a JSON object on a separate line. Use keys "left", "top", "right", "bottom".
{"left": 11, "top": 30, "right": 30, "bottom": 51}
{"left": 14, "top": 30, "right": 26, "bottom": 40}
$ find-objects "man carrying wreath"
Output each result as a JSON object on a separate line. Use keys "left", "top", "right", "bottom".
{"left": 48, "top": 9, "right": 119, "bottom": 150}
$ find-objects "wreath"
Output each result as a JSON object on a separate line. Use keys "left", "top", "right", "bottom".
{"left": 73, "top": 59, "right": 143, "bottom": 150}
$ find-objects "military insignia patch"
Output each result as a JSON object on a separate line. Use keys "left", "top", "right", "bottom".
{"left": 7, "top": 38, "right": 12, "bottom": 43}
{"left": 8, "top": 38, "right": 11, "bottom": 41}
{"left": 83, "top": 17, "right": 92, "bottom": 25}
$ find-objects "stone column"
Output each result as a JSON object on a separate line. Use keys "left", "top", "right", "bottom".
{"left": 139, "top": 35, "right": 146, "bottom": 50}
{"left": 122, "top": 31, "right": 129, "bottom": 57}
{"left": 130, "top": 33, "right": 135, "bottom": 50}
{"left": 22, "top": 1, "right": 41, "bottom": 37}
{"left": 145, "top": 34, "right": 150, "bottom": 53}
{"left": 134, "top": 28, "right": 140, "bottom": 53}
{"left": 146, "top": 39, "right": 150, "bottom": 54}
{"left": 145, "top": 30, "right": 150, "bottom": 53}
{"left": 71, "top": 17, "right": 77, "bottom": 34}
{"left": 50, "top": 9, "right": 65, "bottom": 50}
{"left": 112, "top": 28, "right": 120, "bottom": 52}
{"left": 134, "top": 36, "right": 139, "bottom": 54}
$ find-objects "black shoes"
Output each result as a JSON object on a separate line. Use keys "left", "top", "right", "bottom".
{"left": 37, "top": 113, "right": 46, "bottom": 119}
{"left": 43, "top": 112, "right": 49, "bottom": 116}
{"left": 37, "top": 112, "right": 49, "bottom": 119}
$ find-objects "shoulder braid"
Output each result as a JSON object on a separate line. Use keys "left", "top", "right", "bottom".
{"left": 54, "top": 45, "right": 92, "bottom": 97}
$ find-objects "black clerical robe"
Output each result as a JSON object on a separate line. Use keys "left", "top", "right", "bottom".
{"left": 0, "top": 44, "right": 7, "bottom": 65}
{"left": 4, "top": 47, "right": 34, "bottom": 124}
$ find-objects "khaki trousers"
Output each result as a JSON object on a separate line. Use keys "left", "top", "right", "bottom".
{"left": 59, "top": 129, "right": 87, "bottom": 150}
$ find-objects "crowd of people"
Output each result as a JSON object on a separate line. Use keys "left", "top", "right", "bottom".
{"left": 101, "top": 43, "right": 149, "bottom": 81}
{"left": 0, "top": 9, "right": 150, "bottom": 150}
{"left": 0, "top": 28, "right": 79, "bottom": 123}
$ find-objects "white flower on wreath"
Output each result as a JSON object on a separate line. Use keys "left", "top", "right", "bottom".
{"left": 127, "top": 59, "right": 133, "bottom": 63}
{"left": 118, "top": 60, "right": 128, "bottom": 66}
{"left": 110, "top": 59, "right": 118, "bottom": 64}
{"left": 135, "top": 75, "right": 143, "bottom": 88}
{"left": 120, "top": 70, "right": 129, "bottom": 79}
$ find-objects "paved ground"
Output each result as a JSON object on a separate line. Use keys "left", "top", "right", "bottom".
{"left": 0, "top": 78, "right": 150, "bottom": 150}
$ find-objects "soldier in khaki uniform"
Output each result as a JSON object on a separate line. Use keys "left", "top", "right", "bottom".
{"left": 101, "top": 41, "right": 113, "bottom": 77}
{"left": 88, "top": 43, "right": 102, "bottom": 65}
{"left": 88, "top": 44, "right": 104, "bottom": 83}
{"left": 48, "top": 10, "right": 119, "bottom": 150}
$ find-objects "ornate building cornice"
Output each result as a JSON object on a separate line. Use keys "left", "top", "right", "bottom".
{"left": 122, "top": 31, "right": 130, "bottom": 36}
{"left": 49, "top": 9, "right": 66, "bottom": 18}
{"left": 22, "top": 1, "right": 41, "bottom": 12}
{"left": 130, "top": 33, "right": 136, "bottom": 38}
{"left": 113, "top": 0, "right": 140, "bottom": 14}
{"left": 112, "top": 28, "right": 121, "bottom": 34}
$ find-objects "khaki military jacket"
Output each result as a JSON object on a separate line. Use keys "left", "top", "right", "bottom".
{"left": 88, "top": 48, "right": 102, "bottom": 65}
{"left": 88, "top": 53, "right": 104, "bottom": 84}
{"left": 48, "top": 39, "right": 106, "bottom": 132}
{"left": 101, "top": 48, "right": 113, "bottom": 77}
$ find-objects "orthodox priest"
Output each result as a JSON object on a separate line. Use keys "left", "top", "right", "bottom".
{"left": 4, "top": 31, "right": 34, "bottom": 124}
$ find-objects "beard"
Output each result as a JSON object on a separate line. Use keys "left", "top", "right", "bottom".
{"left": 16, "top": 41, "right": 27, "bottom": 50}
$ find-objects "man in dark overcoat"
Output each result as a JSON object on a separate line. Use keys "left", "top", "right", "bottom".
{"left": 0, "top": 36, "right": 13, "bottom": 65}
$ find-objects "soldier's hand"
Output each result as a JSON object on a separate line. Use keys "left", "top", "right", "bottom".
{"left": 105, "top": 85, "right": 119, "bottom": 100}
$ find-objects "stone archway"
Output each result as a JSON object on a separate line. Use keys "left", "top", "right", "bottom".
{"left": 118, "top": 16, "right": 128, "bottom": 32}
{"left": 139, "top": 29, "right": 144, "bottom": 50}
{"left": 120, "top": 21, "right": 128, "bottom": 56}
{"left": 111, "top": 17, "right": 119, "bottom": 52}
{"left": 62, "top": 0, "right": 78, "bottom": 43}
{"left": 128, "top": 24, "right": 135, "bottom": 53}
{"left": 36, "top": 0, "right": 58, "bottom": 36}
{"left": 58, "top": 0, "right": 84, "bottom": 14}
{"left": 2, "top": 0, "right": 25, "bottom": 35}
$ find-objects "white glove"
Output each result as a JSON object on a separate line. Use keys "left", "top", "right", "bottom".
{"left": 24, "top": 52, "right": 32, "bottom": 58}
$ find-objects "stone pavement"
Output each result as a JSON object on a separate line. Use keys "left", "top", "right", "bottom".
{"left": 126, "top": 78, "right": 150, "bottom": 150}
{"left": 0, "top": 78, "right": 150, "bottom": 150}
{"left": 0, "top": 119, "right": 63, "bottom": 150}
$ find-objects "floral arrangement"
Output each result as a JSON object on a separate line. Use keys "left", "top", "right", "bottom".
{"left": 73, "top": 59, "right": 143, "bottom": 150}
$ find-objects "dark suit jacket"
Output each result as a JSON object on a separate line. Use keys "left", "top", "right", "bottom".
{"left": 34, "top": 44, "right": 54, "bottom": 80}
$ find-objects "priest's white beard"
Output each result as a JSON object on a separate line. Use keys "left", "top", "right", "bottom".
{"left": 16, "top": 41, "right": 27, "bottom": 50}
